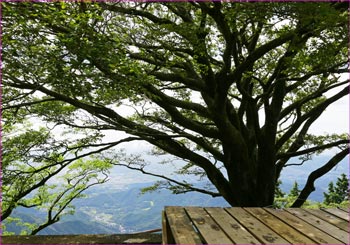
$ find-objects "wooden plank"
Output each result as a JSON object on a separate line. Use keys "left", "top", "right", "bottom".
{"left": 244, "top": 208, "right": 315, "bottom": 244}
{"left": 185, "top": 207, "right": 233, "bottom": 244}
{"left": 338, "top": 207, "right": 349, "bottom": 213}
{"left": 164, "top": 206, "right": 202, "bottom": 244}
{"left": 286, "top": 208, "right": 349, "bottom": 244}
{"left": 265, "top": 208, "right": 344, "bottom": 244}
{"left": 205, "top": 207, "right": 261, "bottom": 244}
{"left": 162, "top": 211, "right": 171, "bottom": 245}
{"left": 321, "top": 208, "right": 349, "bottom": 221}
{"left": 225, "top": 207, "right": 290, "bottom": 244}
{"left": 304, "top": 208, "right": 349, "bottom": 232}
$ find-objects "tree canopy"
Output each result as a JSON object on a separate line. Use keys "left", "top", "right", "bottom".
{"left": 2, "top": 1, "right": 349, "bottom": 211}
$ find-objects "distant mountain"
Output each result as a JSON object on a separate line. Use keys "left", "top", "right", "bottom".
{"left": 279, "top": 155, "right": 349, "bottom": 201}
{"left": 5, "top": 212, "right": 42, "bottom": 235}
{"left": 60, "top": 184, "right": 229, "bottom": 234}
{"left": 5, "top": 155, "right": 348, "bottom": 235}
{"left": 5, "top": 184, "right": 228, "bottom": 235}
{"left": 39, "top": 221, "right": 117, "bottom": 235}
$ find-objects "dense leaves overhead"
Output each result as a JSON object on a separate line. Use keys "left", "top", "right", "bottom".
{"left": 2, "top": 1, "right": 349, "bottom": 209}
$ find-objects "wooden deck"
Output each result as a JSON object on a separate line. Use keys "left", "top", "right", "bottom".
{"left": 162, "top": 206, "right": 349, "bottom": 244}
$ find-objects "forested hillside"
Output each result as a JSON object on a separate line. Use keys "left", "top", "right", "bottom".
{"left": 5, "top": 156, "right": 348, "bottom": 235}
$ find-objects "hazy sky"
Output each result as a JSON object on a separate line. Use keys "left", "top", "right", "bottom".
{"left": 309, "top": 94, "right": 348, "bottom": 135}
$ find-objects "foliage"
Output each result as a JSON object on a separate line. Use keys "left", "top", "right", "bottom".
{"left": 306, "top": 200, "right": 350, "bottom": 209}
{"left": 2, "top": 1, "right": 349, "bottom": 210}
{"left": 274, "top": 179, "right": 285, "bottom": 198}
{"left": 1, "top": 114, "right": 112, "bottom": 234}
{"left": 323, "top": 173, "right": 349, "bottom": 205}
{"left": 289, "top": 181, "right": 301, "bottom": 198}
{"left": 274, "top": 177, "right": 350, "bottom": 209}
{"left": 274, "top": 181, "right": 304, "bottom": 208}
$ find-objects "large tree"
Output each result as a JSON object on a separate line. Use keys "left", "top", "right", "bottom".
{"left": 2, "top": 1, "right": 349, "bottom": 208}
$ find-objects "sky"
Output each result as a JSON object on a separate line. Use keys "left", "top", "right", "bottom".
{"left": 103, "top": 85, "right": 349, "bottom": 154}
{"left": 308, "top": 85, "right": 349, "bottom": 136}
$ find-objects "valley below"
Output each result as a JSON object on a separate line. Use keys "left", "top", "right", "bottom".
{"left": 5, "top": 155, "right": 348, "bottom": 235}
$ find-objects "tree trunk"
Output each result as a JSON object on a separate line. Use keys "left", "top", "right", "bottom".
{"left": 226, "top": 167, "right": 275, "bottom": 207}
{"left": 224, "top": 145, "right": 276, "bottom": 207}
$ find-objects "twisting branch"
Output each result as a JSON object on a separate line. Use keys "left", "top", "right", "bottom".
{"left": 291, "top": 147, "right": 349, "bottom": 207}
{"left": 276, "top": 86, "right": 349, "bottom": 150}
{"left": 30, "top": 173, "right": 109, "bottom": 235}
{"left": 2, "top": 98, "right": 58, "bottom": 110}
{"left": 112, "top": 163, "right": 221, "bottom": 198}
{"left": 277, "top": 139, "right": 349, "bottom": 159}
{"left": 281, "top": 79, "right": 349, "bottom": 119}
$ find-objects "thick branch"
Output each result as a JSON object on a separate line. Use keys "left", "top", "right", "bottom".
{"left": 276, "top": 86, "right": 349, "bottom": 150}
{"left": 231, "top": 31, "right": 295, "bottom": 83}
{"left": 199, "top": 2, "right": 233, "bottom": 75}
{"left": 162, "top": 3, "right": 193, "bottom": 23}
{"left": 291, "top": 147, "right": 349, "bottom": 207}
{"left": 277, "top": 139, "right": 349, "bottom": 159}
{"left": 6, "top": 76, "right": 170, "bottom": 139}
{"left": 138, "top": 114, "right": 224, "bottom": 162}
{"left": 143, "top": 83, "right": 219, "bottom": 139}
{"left": 2, "top": 98, "right": 57, "bottom": 110}
{"left": 99, "top": 3, "right": 173, "bottom": 25}
{"left": 281, "top": 80, "right": 349, "bottom": 120}
{"left": 143, "top": 136, "right": 235, "bottom": 205}
{"left": 149, "top": 71, "right": 205, "bottom": 91}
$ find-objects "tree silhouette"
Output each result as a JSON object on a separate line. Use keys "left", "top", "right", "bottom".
{"left": 2, "top": 2, "right": 349, "bottom": 208}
